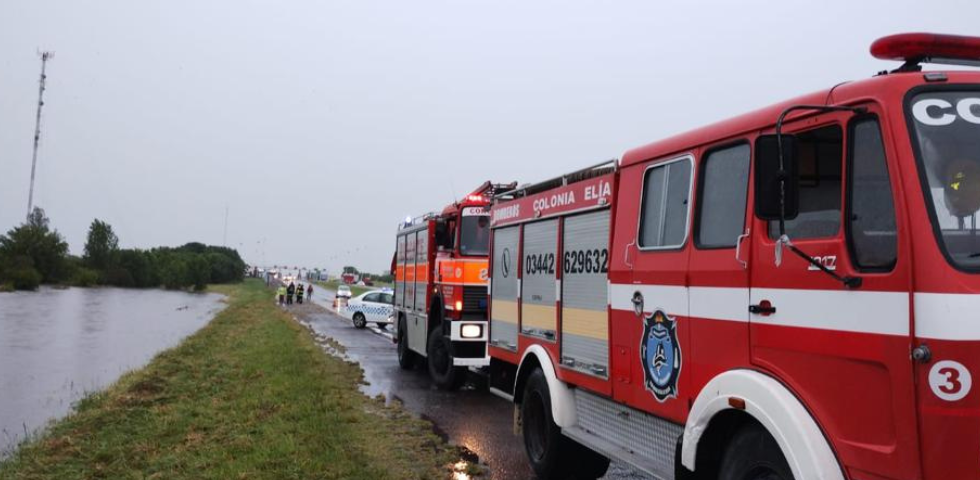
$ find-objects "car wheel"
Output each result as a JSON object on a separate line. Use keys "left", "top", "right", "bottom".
{"left": 718, "top": 422, "right": 794, "bottom": 480}
{"left": 352, "top": 312, "right": 367, "bottom": 329}
{"left": 426, "top": 332, "right": 464, "bottom": 390}
{"left": 396, "top": 317, "right": 418, "bottom": 370}
{"left": 375, "top": 323, "right": 387, "bottom": 329}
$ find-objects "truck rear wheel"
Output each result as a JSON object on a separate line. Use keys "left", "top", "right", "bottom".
{"left": 396, "top": 317, "right": 417, "bottom": 370}
{"left": 521, "top": 369, "right": 609, "bottom": 479}
{"left": 427, "top": 333, "right": 464, "bottom": 390}
{"left": 717, "top": 422, "right": 793, "bottom": 480}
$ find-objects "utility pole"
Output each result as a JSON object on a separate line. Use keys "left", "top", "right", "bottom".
{"left": 27, "top": 51, "right": 54, "bottom": 220}
{"left": 222, "top": 205, "right": 229, "bottom": 246}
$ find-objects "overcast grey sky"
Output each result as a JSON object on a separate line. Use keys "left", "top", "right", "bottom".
{"left": 1, "top": 1, "right": 978, "bottom": 274}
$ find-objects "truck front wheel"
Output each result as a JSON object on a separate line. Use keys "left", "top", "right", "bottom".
{"left": 521, "top": 369, "right": 609, "bottom": 479}
{"left": 717, "top": 422, "right": 793, "bottom": 480}
{"left": 426, "top": 333, "right": 464, "bottom": 390}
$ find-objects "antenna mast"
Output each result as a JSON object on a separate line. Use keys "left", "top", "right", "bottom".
{"left": 223, "top": 205, "right": 229, "bottom": 246}
{"left": 26, "top": 51, "right": 54, "bottom": 220}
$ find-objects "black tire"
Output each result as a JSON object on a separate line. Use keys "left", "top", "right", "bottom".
{"left": 352, "top": 312, "right": 367, "bottom": 329}
{"left": 426, "top": 332, "right": 465, "bottom": 390}
{"left": 521, "top": 369, "right": 609, "bottom": 479}
{"left": 396, "top": 317, "right": 417, "bottom": 370}
{"left": 718, "top": 423, "right": 794, "bottom": 480}
{"left": 375, "top": 323, "right": 387, "bottom": 329}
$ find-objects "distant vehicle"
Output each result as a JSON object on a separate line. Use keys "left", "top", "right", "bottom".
{"left": 336, "top": 285, "right": 352, "bottom": 299}
{"left": 342, "top": 290, "right": 394, "bottom": 329}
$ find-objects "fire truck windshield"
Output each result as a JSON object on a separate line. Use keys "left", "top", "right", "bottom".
{"left": 909, "top": 89, "right": 980, "bottom": 270}
{"left": 459, "top": 214, "right": 490, "bottom": 256}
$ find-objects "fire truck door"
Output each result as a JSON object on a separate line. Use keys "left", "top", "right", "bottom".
{"left": 748, "top": 117, "right": 919, "bottom": 479}
{"left": 687, "top": 144, "right": 753, "bottom": 388}
{"left": 613, "top": 155, "right": 693, "bottom": 421}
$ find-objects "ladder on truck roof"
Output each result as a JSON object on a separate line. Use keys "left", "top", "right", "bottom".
{"left": 494, "top": 159, "right": 617, "bottom": 201}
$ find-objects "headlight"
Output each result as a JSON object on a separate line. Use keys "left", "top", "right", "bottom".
{"left": 460, "top": 324, "right": 482, "bottom": 338}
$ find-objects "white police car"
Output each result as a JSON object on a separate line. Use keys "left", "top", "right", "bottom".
{"left": 342, "top": 289, "right": 394, "bottom": 329}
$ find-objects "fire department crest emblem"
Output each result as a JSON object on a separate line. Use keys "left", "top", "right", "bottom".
{"left": 640, "top": 308, "right": 681, "bottom": 402}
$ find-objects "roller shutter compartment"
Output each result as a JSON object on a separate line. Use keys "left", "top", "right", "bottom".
{"left": 521, "top": 219, "right": 558, "bottom": 340}
{"left": 561, "top": 210, "right": 610, "bottom": 378}
{"left": 490, "top": 226, "right": 519, "bottom": 351}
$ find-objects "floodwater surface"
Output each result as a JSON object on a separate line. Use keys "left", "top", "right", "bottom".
{"left": 0, "top": 286, "right": 224, "bottom": 455}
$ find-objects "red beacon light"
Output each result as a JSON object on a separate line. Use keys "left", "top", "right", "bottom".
{"left": 871, "top": 33, "right": 980, "bottom": 72}
{"left": 466, "top": 194, "right": 485, "bottom": 203}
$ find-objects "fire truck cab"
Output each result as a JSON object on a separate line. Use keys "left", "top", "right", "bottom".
{"left": 394, "top": 181, "right": 514, "bottom": 389}
{"left": 487, "top": 34, "right": 980, "bottom": 480}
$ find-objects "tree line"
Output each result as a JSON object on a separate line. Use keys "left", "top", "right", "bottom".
{"left": 0, "top": 208, "right": 245, "bottom": 291}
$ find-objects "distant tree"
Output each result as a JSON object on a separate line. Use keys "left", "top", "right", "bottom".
{"left": 177, "top": 242, "right": 207, "bottom": 254}
{"left": 83, "top": 219, "right": 119, "bottom": 273}
{"left": 207, "top": 252, "right": 241, "bottom": 284}
{"left": 342, "top": 265, "right": 360, "bottom": 275}
{"left": 187, "top": 255, "right": 210, "bottom": 291}
{"left": 3, "top": 255, "right": 42, "bottom": 290}
{"left": 0, "top": 207, "right": 69, "bottom": 284}
{"left": 157, "top": 254, "right": 189, "bottom": 290}
{"left": 118, "top": 249, "right": 154, "bottom": 287}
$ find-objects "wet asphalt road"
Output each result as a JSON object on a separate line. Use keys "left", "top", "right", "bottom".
{"left": 293, "top": 284, "right": 649, "bottom": 480}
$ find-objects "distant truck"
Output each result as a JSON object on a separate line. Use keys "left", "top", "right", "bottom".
{"left": 341, "top": 273, "right": 358, "bottom": 284}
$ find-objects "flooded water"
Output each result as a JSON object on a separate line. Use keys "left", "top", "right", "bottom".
{"left": 0, "top": 286, "right": 224, "bottom": 455}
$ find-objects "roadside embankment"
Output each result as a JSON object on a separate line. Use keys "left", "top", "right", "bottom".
{"left": 0, "top": 279, "right": 457, "bottom": 479}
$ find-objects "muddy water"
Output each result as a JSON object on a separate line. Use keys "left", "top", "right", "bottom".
{"left": 0, "top": 287, "right": 224, "bottom": 455}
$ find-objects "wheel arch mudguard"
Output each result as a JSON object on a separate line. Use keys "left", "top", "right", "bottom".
{"left": 514, "top": 344, "right": 577, "bottom": 428}
{"left": 682, "top": 369, "right": 844, "bottom": 480}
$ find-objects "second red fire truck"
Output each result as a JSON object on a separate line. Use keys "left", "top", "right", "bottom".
{"left": 485, "top": 33, "right": 980, "bottom": 480}
{"left": 393, "top": 181, "right": 515, "bottom": 389}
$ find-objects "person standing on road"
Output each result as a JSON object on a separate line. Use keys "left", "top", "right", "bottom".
{"left": 287, "top": 282, "right": 295, "bottom": 305}
{"left": 307, "top": 284, "right": 313, "bottom": 301}
{"left": 277, "top": 285, "right": 286, "bottom": 306}
{"left": 296, "top": 283, "right": 305, "bottom": 304}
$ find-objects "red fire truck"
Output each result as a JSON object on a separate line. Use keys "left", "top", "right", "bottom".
{"left": 486, "top": 33, "right": 980, "bottom": 480}
{"left": 394, "top": 181, "right": 515, "bottom": 389}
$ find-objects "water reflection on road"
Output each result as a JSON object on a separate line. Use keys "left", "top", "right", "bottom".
{"left": 299, "top": 286, "right": 650, "bottom": 480}
{"left": 0, "top": 287, "right": 224, "bottom": 455}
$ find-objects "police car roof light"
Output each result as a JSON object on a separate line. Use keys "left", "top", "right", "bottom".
{"left": 871, "top": 33, "right": 980, "bottom": 70}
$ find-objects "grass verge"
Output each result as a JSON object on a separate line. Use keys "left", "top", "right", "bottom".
{"left": 0, "top": 279, "right": 456, "bottom": 479}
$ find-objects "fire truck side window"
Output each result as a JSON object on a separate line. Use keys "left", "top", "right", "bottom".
{"left": 696, "top": 143, "right": 751, "bottom": 248}
{"left": 768, "top": 125, "right": 843, "bottom": 239}
{"left": 847, "top": 117, "right": 898, "bottom": 270}
{"left": 639, "top": 157, "right": 693, "bottom": 249}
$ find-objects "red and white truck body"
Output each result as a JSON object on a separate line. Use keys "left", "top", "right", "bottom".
{"left": 487, "top": 34, "right": 980, "bottom": 480}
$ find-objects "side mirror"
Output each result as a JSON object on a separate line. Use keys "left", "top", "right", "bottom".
{"left": 755, "top": 134, "right": 800, "bottom": 221}
{"left": 434, "top": 220, "right": 454, "bottom": 250}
